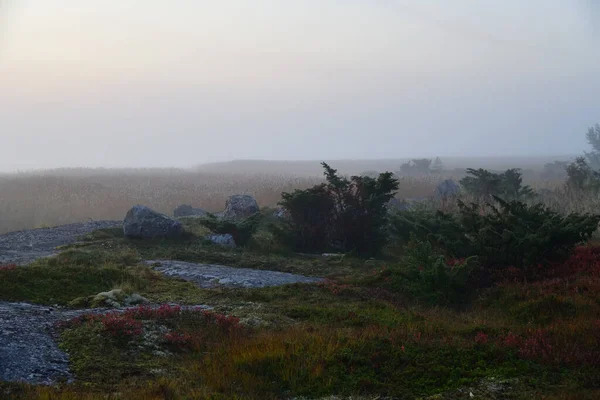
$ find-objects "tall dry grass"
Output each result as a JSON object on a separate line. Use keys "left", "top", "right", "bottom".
{"left": 0, "top": 167, "right": 573, "bottom": 235}
{"left": 0, "top": 170, "right": 324, "bottom": 234}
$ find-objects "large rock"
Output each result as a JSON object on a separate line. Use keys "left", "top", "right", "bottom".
{"left": 435, "top": 179, "right": 460, "bottom": 198}
{"left": 123, "top": 205, "right": 184, "bottom": 239}
{"left": 173, "top": 204, "right": 208, "bottom": 218}
{"left": 222, "top": 195, "right": 259, "bottom": 220}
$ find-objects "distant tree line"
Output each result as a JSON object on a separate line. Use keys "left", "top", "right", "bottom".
{"left": 398, "top": 157, "right": 444, "bottom": 176}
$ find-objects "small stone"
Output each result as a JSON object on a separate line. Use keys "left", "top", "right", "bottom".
{"left": 207, "top": 233, "right": 236, "bottom": 248}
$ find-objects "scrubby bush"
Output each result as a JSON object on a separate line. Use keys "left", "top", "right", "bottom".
{"left": 460, "top": 168, "right": 534, "bottom": 202}
{"left": 387, "top": 234, "right": 478, "bottom": 305}
{"left": 391, "top": 197, "right": 600, "bottom": 279}
{"left": 198, "top": 212, "right": 263, "bottom": 246}
{"left": 584, "top": 123, "right": 600, "bottom": 170}
{"left": 273, "top": 162, "right": 398, "bottom": 256}
{"left": 565, "top": 156, "right": 600, "bottom": 193}
{"left": 270, "top": 185, "right": 334, "bottom": 253}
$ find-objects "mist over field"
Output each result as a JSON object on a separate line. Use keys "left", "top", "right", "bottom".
{"left": 4, "top": 4, "right": 600, "bottom": 399}
{"left": 0, "top": 1, "right": 599, "bottom": 172}
{"left": 0, "top": 1, "right": 599, "bottom": 232}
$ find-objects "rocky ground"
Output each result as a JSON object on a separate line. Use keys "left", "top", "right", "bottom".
{"left": 0, "top": 220, "right": 122, "bottom": 265}
{"left": 0, "top": 302, "right": 212, "bottom": 385}
{"left": 145, "top": 260, "right": 324, "bottom": 288}
{"left": 0, "top": 222, "right": 323, "bottom": 386}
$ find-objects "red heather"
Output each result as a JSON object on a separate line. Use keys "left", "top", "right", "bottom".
{"left": 101, "top": 313, "right": 143, "bottom": 338}
{"left": 164, "top": 331, "right": 193, "bottom": 348}
{"left": 474, "top": 332, "right": 489, "bottom": 345}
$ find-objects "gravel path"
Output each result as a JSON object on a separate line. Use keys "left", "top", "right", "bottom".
{"left": 145, "top": 260, "right": 325, "bottom": 288}
{"left": 0, "top": 220, "right": 122, "bottom": 265}
{"left": 0, "top": 222, "right": 324, "bottom": 386}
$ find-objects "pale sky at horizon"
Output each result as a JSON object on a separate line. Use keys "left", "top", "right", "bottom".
{"left": 1, "top": 1, "right": 599, "bottom": 171}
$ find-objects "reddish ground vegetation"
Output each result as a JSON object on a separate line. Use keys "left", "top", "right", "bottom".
{"left": 57, "top": 305, "right": 241, "bottom": 343}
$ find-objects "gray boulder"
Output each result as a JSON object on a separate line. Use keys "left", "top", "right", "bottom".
{"left": 123, "top": 205, "right": 184, "bottom": 239}
{"left": 173, "top": 204, "right": 208, "bottom": 218}
{"left": 207, "top": 233, "right": 236, "bottom": 248}
{"left": 222, "top": 195, "right": 259, "bottom": 220}
{"left": 435, "top": 179, "right": 460, "bottom": 198}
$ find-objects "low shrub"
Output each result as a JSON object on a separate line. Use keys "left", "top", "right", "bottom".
{"left": 460, "top": 167, "right": 535, "bottom": 202}
{"left": 198, "top": 212, "right": 263, "bottom": 246}
{"left": 391, "top": 197, "right": 600, "bottom": 280}
{"left": 273, "top": 162, "right": 398, "bottom": 257}
{"left": 386, "top": 235, "right": 478, "bottom": 305}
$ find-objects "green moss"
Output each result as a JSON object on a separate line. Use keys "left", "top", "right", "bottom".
{"left": 0, "top": 264, "right": 131, "bottom": 305}
{"left": 59, "top": 322, "right": 165, "bottom": 385}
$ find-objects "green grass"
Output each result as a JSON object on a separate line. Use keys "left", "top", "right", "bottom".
{"left": 71, "top": 225, "right": 380, "bottom": 278}
{"left": 0, "top": 247, "right": 216, "bottom": 307}
{"left": 0, "top": 263, "right": 131, "bottom": 305}
{"left": 2, "top": 225, "right": 600, "bottom": 399}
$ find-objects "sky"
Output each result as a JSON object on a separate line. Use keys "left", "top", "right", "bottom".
{"left": 0, "top": 0, "right": 599, "bottom": 171}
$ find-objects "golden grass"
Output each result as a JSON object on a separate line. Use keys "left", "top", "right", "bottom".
{"left": 0, "top": 170, "right": 321, "bottom": 234}
{"left": 0, "top": 167, "right": 572, "bottom": 235}
{"left": 0, "top": 168, "right": 452, "bottom": 234}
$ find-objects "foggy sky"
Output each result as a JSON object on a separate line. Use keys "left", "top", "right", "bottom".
{"left": 1, "top": 0, "right": 599, "bottom": 171}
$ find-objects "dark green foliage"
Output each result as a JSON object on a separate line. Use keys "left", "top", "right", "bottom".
{"left": 565, "top": 157, "right": 600, "bottom": 193}
{"left": 0, "top": 263, "right": 130, "bottom": 305}
{"left": 391, "top": 197, "right": 600, "bottom": 276}
{"left": 584, "top": 123, "right": 600, "bottom": 170}
{"left": 388, "top": 235, "right": 478, "bottom": 305}
{"left": 460, "top": 168, "right": 535, "bottom": 201}
{"left": 270, "top": 184, "right": 335, "bottom": 253}
{"left": 501, "top": 168, "right": 535, "bottom": 200}
{"left": 459, "top": 168, "right": 502, "bottom": 200}
{"left": 274, "top": 163, "right": 399, "bottom": 256}
{"left": 199, "top": 212, "right": 263, "bottom": 246}
{"left": 389, "top": 208, "right": 464, "bottom": 252}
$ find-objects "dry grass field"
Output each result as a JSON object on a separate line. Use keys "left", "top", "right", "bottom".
{"left": 0, "top": 169, "right": 318, "bottom": 234}
{"left": 0, "top": 160, "right": 572, "bottom": 235}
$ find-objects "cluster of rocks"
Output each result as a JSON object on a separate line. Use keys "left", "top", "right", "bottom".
{"left": 122, "top": 194, "right": 261, "bottom": 248}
